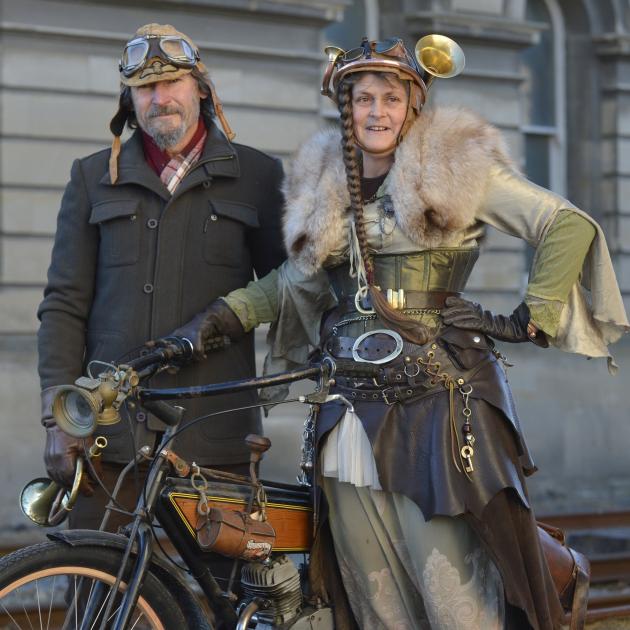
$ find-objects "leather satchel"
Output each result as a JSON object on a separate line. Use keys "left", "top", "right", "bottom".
{"left": 197, "top": 506, "right": 276, "bottom": 561}
{"left": 537, "top": 521, "right": 590, "bottom": 630}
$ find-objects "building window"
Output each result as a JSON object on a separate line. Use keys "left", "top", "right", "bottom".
{"left": 521, "top": 0, "right": 566, "bottom": 196}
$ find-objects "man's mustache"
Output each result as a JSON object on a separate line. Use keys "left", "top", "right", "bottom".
{"left": 147, "top": 105, "right": 182, "bottom": 119}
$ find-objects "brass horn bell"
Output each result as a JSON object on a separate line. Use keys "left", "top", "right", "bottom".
{"left": 415, "top": 34, "right": 465, "bottom": 88}
{"left": 20, "top": 459, "right": 84, "bottom": 527}
{"left": 20, "top": 436, "right": 107, "bottom": 527}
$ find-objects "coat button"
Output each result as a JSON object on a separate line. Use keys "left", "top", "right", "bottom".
{"left": 143, "top": 283, "right": 154, "bottom": 294}
{"left": 147, "top": 218, "right": 158, "bottom": 229}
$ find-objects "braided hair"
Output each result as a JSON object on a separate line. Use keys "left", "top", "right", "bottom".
{"left": 337, "top": 75, "right": 432, "bottom": 345}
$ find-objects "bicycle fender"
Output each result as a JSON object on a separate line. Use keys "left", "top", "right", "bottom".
{"left": 48, "top": 529, "right": 212, "bottom": 630}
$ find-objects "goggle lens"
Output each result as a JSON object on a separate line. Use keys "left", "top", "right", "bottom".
{"left": 159, "top": 37, "right": 196, "bottom": 63}
{"left": 342, "top": 47, "right": 366, "bottom": 63}
{"left": 121, "top": 39, "right": 149, "bottom": 72}
{"left": 374, "top": 38, "right": 402, "bottom": 54}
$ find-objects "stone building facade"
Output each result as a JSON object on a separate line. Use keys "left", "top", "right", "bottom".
{"left": 0, "top": 0, "right": 628, "bottom": 540}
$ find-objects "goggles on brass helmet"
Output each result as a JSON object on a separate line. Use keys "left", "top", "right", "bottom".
{"left": 119, "top": 35, "right": 200, "bottom": 78}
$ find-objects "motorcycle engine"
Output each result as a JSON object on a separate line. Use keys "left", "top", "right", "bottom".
{"left": 240, "top": 554, "right": 302, "bottom": 626}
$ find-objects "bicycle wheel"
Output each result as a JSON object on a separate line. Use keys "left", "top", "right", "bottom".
{"left": 0, "top": 540, "right": 188, "bottom": 629}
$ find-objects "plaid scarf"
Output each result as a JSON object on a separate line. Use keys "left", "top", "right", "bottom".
{"left": 159, "top": 128, "right": 207, "bottom": 193}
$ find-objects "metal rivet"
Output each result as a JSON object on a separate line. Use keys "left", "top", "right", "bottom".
{"left": 395, "top": 374, "right": 402, "bottom": 380}
{"left": 431, "top": 344, "right": 437, "bottom": 350}
{"left": 130, "top": 215, "right": 137, "bottom": 221}
{"left": 147, "top": 218, "right": 158, "bottom": 229}
{"left": 457, "top": 378, "right": 465, "bottom": 385}
{"left": 203, "top": 181, "right": 211, "bottom": 188}
{"left": 473, "top": 336, "right": 481, "bottom": 343}
{"left": 143, "top": 283, "right": 154, "bottom": 294}
{"left": 404, "top": 356, "right": 411, "bottom": 364}
{"left": 136, "top": 411, "right": 147, "bottom": 422}
{"left": 210, "top": 214, "right": 218, "bottom": 221}
{"left": 407, "top": 389, "right": 413, "bottom": 395}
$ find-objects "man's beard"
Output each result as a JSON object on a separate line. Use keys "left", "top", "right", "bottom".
{"left": 143, "top": 100, "right": 200, "bottom": 152}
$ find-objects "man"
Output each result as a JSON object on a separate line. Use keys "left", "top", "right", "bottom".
{"left": 38, "top": 23, "right": 285, "bottom": 531}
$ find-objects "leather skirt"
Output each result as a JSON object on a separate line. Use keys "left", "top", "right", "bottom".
{"left": 314, "top": 324, "right": 563, "bottom": 629}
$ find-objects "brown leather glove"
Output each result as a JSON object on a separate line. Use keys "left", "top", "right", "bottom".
{"left": 441, "top": 297, "right": 548, "bottom": 347}
{"left": 41, "top": 387, "right": 99, "bottom": 494}
{"left": 167, "top": 299, "right": 245, "bottom": 361}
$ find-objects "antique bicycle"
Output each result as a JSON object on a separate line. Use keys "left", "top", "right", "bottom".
{"left": 0, "top": 338, "right": 365, "bottom": 629}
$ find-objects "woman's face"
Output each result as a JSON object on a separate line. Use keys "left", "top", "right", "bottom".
{"left": 352, "top": 73, "right": 409, "bottom": 157}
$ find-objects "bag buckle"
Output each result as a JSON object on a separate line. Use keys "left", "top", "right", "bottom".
{"left": 351, "top": 329, "right": 404, "bottom": 365}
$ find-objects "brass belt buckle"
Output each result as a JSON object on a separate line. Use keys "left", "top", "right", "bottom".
{"left": 351, "top": 329, "right": 404, "bottom": 364}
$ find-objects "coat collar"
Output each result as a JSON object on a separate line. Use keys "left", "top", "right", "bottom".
{"left": 100, "top": 121, "right": 240, "bottom": 199}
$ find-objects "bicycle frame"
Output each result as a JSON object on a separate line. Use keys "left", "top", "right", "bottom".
{"left": 63, "top": 356, "right": 338, "bottom": 630}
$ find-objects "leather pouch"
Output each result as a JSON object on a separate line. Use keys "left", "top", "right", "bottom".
{"left": 197, "top": 507, "right": 276, "bottom": 561}
{"left": 439, "top": 327, "right": 492, "bottom": 370}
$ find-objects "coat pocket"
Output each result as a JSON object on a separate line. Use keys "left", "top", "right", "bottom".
{"left": 89, "top": 199, "right": 140, "bottom": 267}
{"left": 202, "top": 199, "right": 259, "bottom": 267}
{"left": 439, "top": 326, "right": 493, "bottom": 370}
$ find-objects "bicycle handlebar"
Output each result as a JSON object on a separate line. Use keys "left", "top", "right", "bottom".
{"left": 139, "top": 365, "right": 323, "bottom": 402}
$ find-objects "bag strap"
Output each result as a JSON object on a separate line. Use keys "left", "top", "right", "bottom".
{"left": 569, "top": 549, "right": 590, "bottom": 630}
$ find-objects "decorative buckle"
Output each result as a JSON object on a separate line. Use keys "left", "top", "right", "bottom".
{"left": 351, "top": 329, "right": 404, "bottom": 364}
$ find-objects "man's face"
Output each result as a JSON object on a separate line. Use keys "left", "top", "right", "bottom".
{"left": 131, "top": 74, "right": 204, "bottom": 154}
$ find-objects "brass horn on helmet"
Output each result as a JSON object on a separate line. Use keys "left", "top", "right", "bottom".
{"left": 20, "top": 436, "right": 107, "bottom": 527}
{"left": 321, "top": 45, "right": 345, "bottom": 97}
{"left": 414, "top": 34, "right": 465, "bottom": 88}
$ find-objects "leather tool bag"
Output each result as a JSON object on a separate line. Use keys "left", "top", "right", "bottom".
{"left": 537, "top": 522, "right": 590, "bottom": 630}
{"left": 197, "top": 507, "right": 276, "bottom": 561}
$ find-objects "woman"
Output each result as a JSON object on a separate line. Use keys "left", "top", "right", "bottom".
{"left": 169, "top": 37, "right": 628, "bottom": 629}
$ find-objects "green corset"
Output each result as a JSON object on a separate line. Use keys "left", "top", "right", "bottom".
{"left": 328, "top": 247, "right": 479, "bottom": 297}
{"left": 326, "top": 247, "right": 480, "bottom": 335}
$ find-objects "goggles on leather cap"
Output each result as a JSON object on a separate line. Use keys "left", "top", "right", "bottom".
{"left": 119, "top": 35, "right": 200, "bottom": 77}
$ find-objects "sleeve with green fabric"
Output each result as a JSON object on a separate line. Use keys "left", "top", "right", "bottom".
{"left": 525, "top": 209, "right": 596, "bottom": 337}
{"left": 223, "top": 268, "right": 280, "bottom": 332}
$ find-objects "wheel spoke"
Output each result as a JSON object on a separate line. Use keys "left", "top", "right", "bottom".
{"left": 35, "top": 580, "right": 42, "bottom": 630}
{"left": 1, "top": 600, "right": 24, "bottom": 629}
{"left": 46, "top": 575, "right": 56, "bottom": 630}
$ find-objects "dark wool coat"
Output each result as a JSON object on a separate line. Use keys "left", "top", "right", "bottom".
{"left": 38, "top": 122, "right": 285, "bottom": 464}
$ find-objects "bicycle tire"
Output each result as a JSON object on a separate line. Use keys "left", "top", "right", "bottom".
{"left": 0, "top": 540, "right": 188, "bottom": 629}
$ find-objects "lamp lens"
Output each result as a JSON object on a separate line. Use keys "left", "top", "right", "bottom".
{"left": 62, "top": 391, "right": 95, "bottom": 432}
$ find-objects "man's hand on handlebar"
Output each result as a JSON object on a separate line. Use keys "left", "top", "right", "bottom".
{"left": 147, "top": 299, "right": 245, "bottom": 362}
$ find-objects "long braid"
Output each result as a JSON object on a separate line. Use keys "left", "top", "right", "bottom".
{"left": 338, "top": 82, "right": 374, "bottom": 281}
{"left": 337, "top": 77, "right": 432, "bottom": 345}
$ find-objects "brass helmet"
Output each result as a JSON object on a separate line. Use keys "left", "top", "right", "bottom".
{"left": 321, "top": 35, "right": 465, "bottom": 143}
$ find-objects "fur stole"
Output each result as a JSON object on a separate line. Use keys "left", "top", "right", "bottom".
{"left": 282, "top": 106, "right": 515, "bottom": 275}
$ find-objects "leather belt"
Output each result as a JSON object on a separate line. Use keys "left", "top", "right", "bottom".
{"left": 340, "top": 290, "right": 459, "bottom": 311}
{"left": 326, "top": 333, "right": 406, "bottom": 362}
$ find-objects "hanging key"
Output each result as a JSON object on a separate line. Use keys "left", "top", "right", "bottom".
{"left": 460, "top": 445, "right": 474, "bottom": 473}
